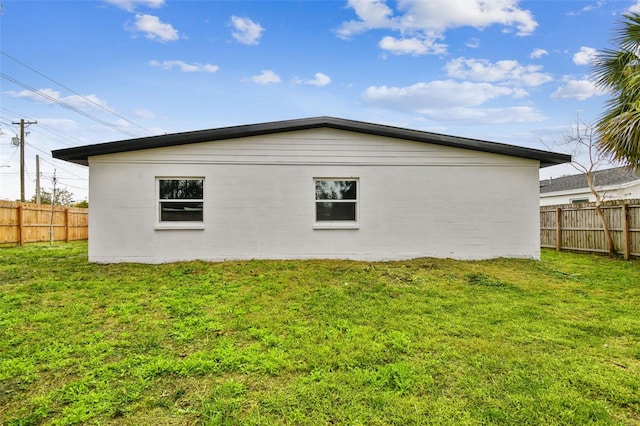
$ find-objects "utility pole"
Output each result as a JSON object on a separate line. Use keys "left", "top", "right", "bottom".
{"left": 12, "top": 119, "right": 37, "bottom": 202}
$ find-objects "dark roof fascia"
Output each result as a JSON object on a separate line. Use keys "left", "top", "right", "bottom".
{"left": 52, "top": 116, "right": 571, "bottom": 168}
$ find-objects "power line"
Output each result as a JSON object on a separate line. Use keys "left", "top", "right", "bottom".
{"left": 0, "top": 107, "right": 35, "bottom": 124}
{"left": 0, "top": 119, "right": 19, "bottom": 133}
{"left": 1, "top": 50, "right": 155, "bottom": 136}
{"left": 25, "top": 142, "right": 87, "bottom": 180}
{"left": 2, "top": 115, "right": 87, "bottom": 190}
{"left": 1, "top": 113, "right": 79, "bottom": 179}
{"left": 23, "top": 148, "right": 88, "bottom": 196}
{"left": 0, "top": 116, "right": 19, "bottom": 125}
{"left": 2, "top": 107, "right": 88, "bottom": 147}
{"left": 36, "top": 152, "right": 87, "bottom": 180}
{"left": 0, "top": 119, "right": 17, "bottom": 127}
{"left": 0, "top": 145, "right": 18, "bottom": 167}
{"left": 1, "top": 107, "right": 38, "bottom": 123}
{"left": 1, "top": 72, "right": 139, "bottom": 137}
{"left": 41, "top": 176, "right": 87, "bottom": 191}
{"left": 27, "top": 122, "right": 85, "bottom": 147}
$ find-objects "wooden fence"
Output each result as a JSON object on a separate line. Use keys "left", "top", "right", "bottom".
{"left": 540, "top": 199, "right": 640, "bottom": 259}
{"left": 0, "top": 200, "right": 88, "bottom": 245}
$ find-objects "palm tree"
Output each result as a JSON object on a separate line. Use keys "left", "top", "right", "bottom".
{"left": 593, "top": 12, "right": 640, "bottom": 171}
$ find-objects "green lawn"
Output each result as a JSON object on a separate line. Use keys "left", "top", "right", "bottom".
{"left": 1, "top": 242, "right": 639, "bottom": 425}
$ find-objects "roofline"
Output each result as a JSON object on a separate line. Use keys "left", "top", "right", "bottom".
{"left": 540, "top": 189, "right": 593, "bottom": 198}
{"left": 540, "top": 178, "right": 640, "bottom": 196}
{"left": 539, "top": 165, "right": 640, "bottom": 193}
{"left": 52, "top": 116, "right": 571, "bottom": 168}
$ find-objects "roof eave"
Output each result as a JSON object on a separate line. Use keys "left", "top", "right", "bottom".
{"left": 540, "top": 179, "right": 640, "bottom": 196}
{"left": 52, "top": 116, "right": 571, "bottom": 168}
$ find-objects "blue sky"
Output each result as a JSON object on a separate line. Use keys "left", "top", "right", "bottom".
{"left": 1, "top": 0, "right": 638, "bottom": 202}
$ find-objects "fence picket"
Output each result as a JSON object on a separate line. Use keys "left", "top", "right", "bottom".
{"left": 541, "top": 199, "right": 640, "bottom": 258}
{"left": 0, "top": 200, "right": 88, "bottom": 245}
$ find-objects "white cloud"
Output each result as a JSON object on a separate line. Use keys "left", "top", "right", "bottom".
{"left": 305, "top": 72, "right": 331, "bottom": 87}
{"left": 336, "top": 0, "right": 396, "bottom": 38}
{"left": 131, "top": 14, "right": 179, "bottom": 42}
{"left": 251, "top": 70, "right": 281, "bottom": 85}
{"left": 379, "top": 35, "right": 447, "bottom": 56}
{"left": 398, "top": 0, "right": 538, "bottom": 35}
{"left": 104, "top": 0, "right": 164, "bottom": 12}
{"left": 67, "top": 94, "right": 111, "bottom": 110}
{"left": 630, "top": 1, "right": 640, "bottom": 13}
{"left": 550, "top": 77, "right": 605, "bottom": 100}
{"left": 6, "top": 88, "right": 60, "bottom": 104}
{"left": 230, "top": 16, "right": 264, "bottom": 45}
{"left": 133, "top": 109, "right": 156, "bottom": 119}
{"left": 149, "top": 60, "right": 219, "bottom": 73}
{"left": 7, "top": 88, "right": 112, "bottom": 111}
{"left": 445, "top": 57, "right": 553, "bottom": 87}
{"left": 566, "top": 3, "right": 601, "bottom": 16}
{"left": 38, "top": 118, "right": 79, "bottom": 132}
{"left": 573, "top": 46, "right": 597, "bottom": 65}
{"left": 417, "top": 106, "right": 545, "bottom": 124}
{"left": 530, "top": 48, "right": 548, "bottom": 59}
{"left": 363, "top": 80, "right": 518, "bottom": 110}
{"left": 362, "top": 79, "right": 545, "bottom": 124}
{"left": 466, "top": 38, "right": 481, "bottom": 49}
{"left": 337, "top": 0, "right": 537, "bottom": 55}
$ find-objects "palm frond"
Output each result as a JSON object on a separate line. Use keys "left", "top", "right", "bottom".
{"left": 593, "top": 12, "right": 640, "bottom": 170}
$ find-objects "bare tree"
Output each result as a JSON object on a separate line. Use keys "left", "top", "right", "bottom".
{"left": 558, "top": 118, "right": 617, "bottom": 255}
{"left": 50, "top": 171, "right": 57, "bottom": 245}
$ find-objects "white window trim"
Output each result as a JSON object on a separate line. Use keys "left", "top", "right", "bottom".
{"left": 313, "top": 178, "right": 360, "bottom": 230}
{"left": 155, "top": 222, "right": 205, "bottom": 231}
{"left": 155, "top": 177, "right": 205, "bottom": 230}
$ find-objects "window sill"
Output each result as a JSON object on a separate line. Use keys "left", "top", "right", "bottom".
{"left": 155, "top": 223, "right": 205, "bottom": 230}
{"left": 313, "top": 222, "right": 360, "bottom": 230}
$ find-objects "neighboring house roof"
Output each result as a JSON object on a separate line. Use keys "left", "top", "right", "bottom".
{"left": 52, "top": 116, "right": 571, "bottom": 167}
{"left": 539, "top": 166, "right": 640, "bottom": 194}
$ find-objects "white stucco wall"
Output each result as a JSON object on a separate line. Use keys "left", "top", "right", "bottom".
{"left": 88, "top": 128, "right": 541, "bottom": 263}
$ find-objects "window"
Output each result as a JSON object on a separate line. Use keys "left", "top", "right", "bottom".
{"left": 158, "top": 178, "right": 204, "bottom": 223}
{"left": 314, "top": 179, "right": 358, "bottom": 226}
{"left": 571, "top": 198, "right": 589, "bottom": 205}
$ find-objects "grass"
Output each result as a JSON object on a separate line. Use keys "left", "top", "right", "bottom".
{"left": 0, "top": 242, "right": 639, "bottom": 425}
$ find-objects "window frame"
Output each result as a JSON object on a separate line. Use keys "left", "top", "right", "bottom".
{"left": 155, "top": 177, "right": 205, "bottom": 230}
{"left": 313, "top": 178, "right": 360, "bottom": 230}
{"left": 570, "top": 197, "right": 590, "bottom": 205}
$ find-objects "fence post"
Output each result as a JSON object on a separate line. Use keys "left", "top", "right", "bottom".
{"left": 18, "top": 204, "right": 25, "bottom": 246}
{"left": 622, "top": 203, "right": 630, "bottom": 261}
{"left": 555, "top": 207, "right": 562, "bottom": 252}
{"left": 65, "top": 207, "right": 71, "bottom": 242}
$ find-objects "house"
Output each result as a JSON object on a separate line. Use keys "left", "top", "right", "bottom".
{"left": 540, "top": 166, "right": 640, "bottom": 206}
{"left": 52, "top": 116, "right": 570, "bottom": 263}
